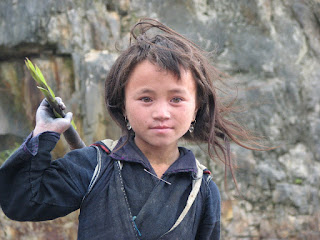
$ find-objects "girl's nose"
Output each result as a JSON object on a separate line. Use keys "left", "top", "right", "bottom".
{"left": 152, "top": 102, "right": 170, "bottom": 120}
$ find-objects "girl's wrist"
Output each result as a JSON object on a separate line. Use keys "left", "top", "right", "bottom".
{"left": 33, "top": 125, "right": 63, "bottom": 137}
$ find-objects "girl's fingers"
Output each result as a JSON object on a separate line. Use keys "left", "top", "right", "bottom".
{"left": 55, "top": 97, "right": 66, "bottom": 110}
{"left": 64, "top": 112, "right": 73, "bottom": 122}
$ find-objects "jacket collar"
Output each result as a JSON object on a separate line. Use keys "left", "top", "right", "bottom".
{"left": 108, "top": 136, "right": 198, "bottom": 176}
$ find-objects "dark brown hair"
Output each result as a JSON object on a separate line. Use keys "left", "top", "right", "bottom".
{"left": 105, "top": 18, "right": 264, "bottom": 188}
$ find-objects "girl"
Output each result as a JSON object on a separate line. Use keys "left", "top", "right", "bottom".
{"left": 0, "top": 18, "right": 257, "bottom": 239}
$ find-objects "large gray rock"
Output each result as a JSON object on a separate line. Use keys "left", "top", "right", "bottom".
{"left": 0, "top": 0, "right": 319, "bottom": 239}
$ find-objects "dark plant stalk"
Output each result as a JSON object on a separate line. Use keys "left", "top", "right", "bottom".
{"left": 25, "top": 58, "right": 86, "bottom": 149}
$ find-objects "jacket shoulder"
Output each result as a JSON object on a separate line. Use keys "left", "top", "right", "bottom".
{"left": 90, "top": 139, "right": 119, "bottom": 154}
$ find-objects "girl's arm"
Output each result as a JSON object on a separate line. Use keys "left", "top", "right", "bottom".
{"left": 0, "top": 131, "right": 98, "bottom": 221}
{"left": 0, "top": 98, "right": 97, "bottom": 221}
{"left": 196, "top": 180, "right": 221, "bottom": 240}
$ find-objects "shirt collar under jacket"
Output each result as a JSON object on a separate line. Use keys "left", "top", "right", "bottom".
{"left": 108, "top": 135, "right": 198, "bottom": 176}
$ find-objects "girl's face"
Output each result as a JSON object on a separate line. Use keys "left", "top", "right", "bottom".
{"left": 124, "top": 60, "right": 197, "bottom": 151}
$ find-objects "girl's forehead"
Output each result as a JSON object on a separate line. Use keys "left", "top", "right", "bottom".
{"left": 125, "top": 60, "right": 196, "bottom": 92}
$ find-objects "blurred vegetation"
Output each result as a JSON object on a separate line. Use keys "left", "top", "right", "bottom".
{"left": 0, "top": 143, "right": 20, "bottom": 165}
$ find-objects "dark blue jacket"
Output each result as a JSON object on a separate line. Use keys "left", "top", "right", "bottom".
{"left": 0, "top": 132, "right": 220, "bottom": 239}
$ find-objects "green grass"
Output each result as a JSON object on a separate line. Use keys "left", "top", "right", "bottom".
{"left": 294, "top": 178, "right": 303, "bottom": 185}
{"left": 0, "top": 143, "right": 20, "bottom": 165}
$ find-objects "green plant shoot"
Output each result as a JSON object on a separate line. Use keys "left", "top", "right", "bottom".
{"left": 25, "top": 58, "right": 76, "bottom": 129}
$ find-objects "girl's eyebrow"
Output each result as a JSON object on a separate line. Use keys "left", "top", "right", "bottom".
{"left": 135, "top": 88, "right": 155, "bottom": 95}
{"left": 168, "top": 88, "right": 188, "bottom": 94}
{"left": 135, "top": 88, "right": 188, "bottom": 95}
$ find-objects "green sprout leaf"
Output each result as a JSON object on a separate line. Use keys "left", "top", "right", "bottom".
{"left": 26, "top": 58, "right": 76, "bottom": 129}
{"left": 35, "top": 65, "right": 56, "bottom": 98}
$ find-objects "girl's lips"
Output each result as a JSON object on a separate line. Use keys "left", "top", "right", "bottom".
{"left": 150, "top": 126, "right": 173, "bottom": 133}
{"left": 150, "top": 126, "right": 171, "bottom": 129}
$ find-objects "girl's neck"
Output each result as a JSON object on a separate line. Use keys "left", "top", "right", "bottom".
{"left": 134, "top": 138, "right": 180, "bottom": 170}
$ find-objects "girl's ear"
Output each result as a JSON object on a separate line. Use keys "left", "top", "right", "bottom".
{"left": 122, "top": 105, "right": 126, "bottom": 117}
{"left": 193, "top": 108, "right": 198, "bottom": 121}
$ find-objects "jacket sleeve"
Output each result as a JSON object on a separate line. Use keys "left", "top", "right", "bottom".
{"left": 0, "top": 131, "right": 98, "bottom": 221}
{"left": 196, "top": 178, "right": 221, "bottom": 240}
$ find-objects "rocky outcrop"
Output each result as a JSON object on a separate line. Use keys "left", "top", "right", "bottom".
{"left": 0, "top": 0, "right": 319, "bottom": 239}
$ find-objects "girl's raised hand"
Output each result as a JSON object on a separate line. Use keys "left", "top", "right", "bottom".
{"left": 33, "top": 97, "right": 73, "bottom": 137}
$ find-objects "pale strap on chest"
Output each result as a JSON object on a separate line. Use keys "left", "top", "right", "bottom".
{"left": 98, "top": 139, "right": 209, "bottom": 235}
{"left": 163, "top": 159, "right": 205, "bottom": 235}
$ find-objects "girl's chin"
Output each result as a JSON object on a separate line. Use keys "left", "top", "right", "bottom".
{"left": 149, "top": 128, "right": 173, "bottom": 134}
{"left": 135, "top": 137, "right": 179, "bottom": 149}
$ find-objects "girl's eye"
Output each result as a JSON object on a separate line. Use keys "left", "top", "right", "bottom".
{"left": 140, "top": 97, "right": 152, "bottom": 102}
{"left": 171, "top": 97, "right": 183, "bottom": 103}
